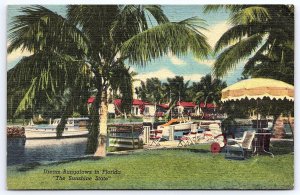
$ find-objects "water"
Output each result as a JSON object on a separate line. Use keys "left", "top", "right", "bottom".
{"left": 7, "top": 137, "right": 87, "bottom": 166}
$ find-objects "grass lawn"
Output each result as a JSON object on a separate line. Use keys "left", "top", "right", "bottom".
{"left": 7, "top": 141, "right": 294, "bottom": 190}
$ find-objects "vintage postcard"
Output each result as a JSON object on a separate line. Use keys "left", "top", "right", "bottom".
{"left": 6, "top": 4, "right": 294, "bottom": 190}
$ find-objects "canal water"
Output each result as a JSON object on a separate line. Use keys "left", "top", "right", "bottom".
{"left": 7, "top": 137, "right": 88, "bottom": 166}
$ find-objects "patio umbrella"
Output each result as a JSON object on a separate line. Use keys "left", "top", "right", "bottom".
{"left": 221, "top": 78, "right": 294, "bottom": 156}
{"left": 221, "top": 78, "right": 294, "bottom": 102}
{"left": 221, "top": 77, "right": 294, "bottom": 133}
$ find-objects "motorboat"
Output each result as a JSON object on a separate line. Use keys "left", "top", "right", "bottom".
{"left": 27, "top": 117, "right": 90, "bottom": 131}
{"left": 157, "top": 118, "right": 193, "bottom": 132}
{"left": 24, "top": 117, "right": 90, "bottom": 139}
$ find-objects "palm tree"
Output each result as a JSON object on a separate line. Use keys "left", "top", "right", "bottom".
{"left": 135, "top": 77, "right": 164, "bottom": 103}
{"left": 8, "top": 5, "right": 211, "bottom": 156}
{"left": 135, "top": 77, "right": 165, "bottom": 116}
{"left": 204, "top": 5, "right": 294, "bottom": 84}
{"left": 191, "top": 74, "right": 227, "bottom": 107}
{"left": 164, "top": 76, "right": 190, "bottom": 103}
{"left": 110, "top": 65, "right": 136, "bottom": 115}
{"left": 161, "top": 76, "right": 190, "bottom": 119}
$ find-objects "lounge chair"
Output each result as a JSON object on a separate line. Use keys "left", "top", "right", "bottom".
{"left": 149, "top": 130, "right": 163, "bottom": 146}
{"left": 225, "top": 130, "right": 256, "bottom": 160}
{"left": 178, "top": 132, "right": 192, "bottom": 147}
{"left": 197, "top": 124, "right": 224, "bottom": 145}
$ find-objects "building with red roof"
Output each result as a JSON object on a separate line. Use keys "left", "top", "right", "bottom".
{"left": 87, "top": 97, "right": 219, "bottom": 118}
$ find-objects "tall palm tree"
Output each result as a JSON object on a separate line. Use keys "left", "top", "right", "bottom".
{"left": 8, "top": 5, "right": 211, "bottom": 156}
{"left": 191, "top": 74, "right": 227, "bottom": 107}
{"left": 135, "top": 77, "right": 165, "bottom": 116}
{"left": 163, "top": 76, "right": 190, "bottom": 103}
{"left": 161, "top": 76, "right": 190, "bottom": 118}
{"left": 204, "top": 5, "right": 294, "bottom": 83}
{"left": 135, "top": 77, "right": 164, "bottom": 104}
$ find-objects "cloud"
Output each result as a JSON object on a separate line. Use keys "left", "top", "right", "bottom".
{"left": 204, "top": 21, "right": 231, "bottom": 48}
{"left": 168, "top": 52, "right": 186, "bottom": 66}
{"left": 183, "top": 73, "right": 204, "bottom": 82}
{"left": 134, "top": 68, "right": 176, "bottom": 82}
{"left": 133, "top": 68, "right": 204, "bottom": 87}
{"left": 7, "top": 47, "right": 32, "bottom": 63}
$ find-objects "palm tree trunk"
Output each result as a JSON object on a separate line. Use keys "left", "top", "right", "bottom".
{"left": 94, "top": 89, "right": 108, "bottom": 157}
{"left": 86, "top": 92, "right": 100, "bottom": 154}
{"left": 56, "top": 99, "right": 73, "bottom": 138}
{"left": 56, "top": 114, "right": 68, "bottom": 138}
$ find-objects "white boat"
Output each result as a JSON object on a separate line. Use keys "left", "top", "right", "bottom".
{"left": 29, "top": 117, "right": 90, "bottom": 131}
{"left": 173, "top": 121, "right": 193, "bottom": 130}
{"left": 25, "top": 117, "right": 90, "bottom": 139}
{"left": 157, "top": 118, "right": 193, "bottom": 131}
{"left": 25, "top": 129, "right": 89, "bottom": 139}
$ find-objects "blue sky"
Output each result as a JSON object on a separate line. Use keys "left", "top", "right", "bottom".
{"left": 7, "top": 5, "right": 244, "bottom": 85}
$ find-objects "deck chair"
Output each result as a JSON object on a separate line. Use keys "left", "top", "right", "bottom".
{"left": 178, "top": 132, "right": 193, "bottom": 147}
{"left": 225, "top": 130, "right": 256, "bottom": 160}
{"left": 149, "top": 130, "right": 163, "bottom": 146}
{"left": 177, "top": 136, "right": 190, "bottom": 147}
{"left": 199, "top": 124, "right": 225, "bottom": 146}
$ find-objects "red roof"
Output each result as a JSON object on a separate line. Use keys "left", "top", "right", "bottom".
{"left": 200, "top": 102, "right": 217, "bottom": 108}
{"left": 114, "top": 99, "right": 147, "bottom": 106}
{"left": 88, "top": 98, "right": 149, "bottom": 106}
{"left": 132, "top": 99, "right": 144, "bottom": 105}
{"left": 88, "top": 97, "right": 217, "bottom": 108}
{"left": 158, "top": 104, "right": 169, "bottom": 109}
{"left": 176, "top": 101, "right": 196, "bottom": 107}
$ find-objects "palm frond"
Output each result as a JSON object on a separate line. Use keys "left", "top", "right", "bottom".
{"left": 8, "top": 5, "right": 88, "bottom": 55}
{"left": 8, "top": 51, "right": 91, "bottom": 115}
{"left": 14, "top": 77, "right": 38, "bottom": 115}
{"left": 214, "top": 24, "right": 248, "bottom": 52}
{"left": 143, "top": 5, "right": 169, "bottom": 24}
{"left": 214, "top": 23, "right": 269, "bottom": 52}
{"left": 110, "top": 5, "right": 148, "bottom": 50}
{"left": 213, "top": 33, "right": 263, "bottom": 78}
{"left": 243, "top": 40, "right": 271, "bottom": 74}
{"left": 110, "top": 5, "right": 169, "bottom": 55}
{"left": 121, "top": 20, "right": 211, "bottom": 66}
{"left": 67, "top": 5, "right": 119, "bottom": 59}
{"left": 230, "top": 6, "right": 270, "bottom": 25}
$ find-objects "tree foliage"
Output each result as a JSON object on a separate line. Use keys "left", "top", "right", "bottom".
{"left": 135, "top": 74, "right": 227, "bottom": 108}
{"left": 135, "top": 77, "right": 165, "bottom": 104}
{"left": 8, "top": 5, "right": 211, "bottom": 155}
{"left": 204, "top": 5, "right": 294, "bottom": 84}
{"left": 190, "top": 74, "right": 227, "bottom": 106}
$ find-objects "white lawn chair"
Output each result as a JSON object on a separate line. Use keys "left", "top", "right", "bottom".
{"left": 225, "top": 130, "right": 256, "bottom": 159}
